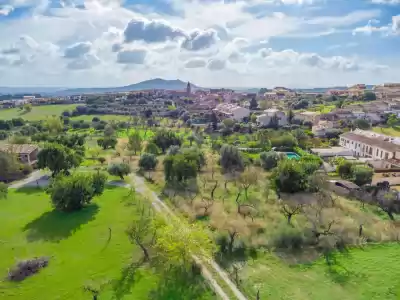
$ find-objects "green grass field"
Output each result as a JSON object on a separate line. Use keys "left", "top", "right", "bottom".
{"left": 372, "top": 126, "right": 400, "bottom": 137}
{"left": 243, "top": 243, "right": 400, "bottom": 300}
{"left": 0, "top": 187, "right": 214, "bottom": 300}
{"left": 0, "top": 105, "right": 79, "bottom": 121}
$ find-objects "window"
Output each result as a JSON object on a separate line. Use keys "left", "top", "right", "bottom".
{"left": 376, "top": 149, "right": 379, "bottom": 156}
{"left": 385, "top": 153, "right": 389, "bottom": 160}
{"left": 381, "top": 151, "right": 383, "bottom": 158}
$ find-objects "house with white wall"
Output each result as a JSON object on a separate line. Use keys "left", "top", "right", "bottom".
{"left": 213, "top": 104, "right": 250, "bottom": 121}
{"left": 339, "top": 132, "right": 400, "bottom": 160}
{"left": 256, "top": 109, "right": 288, "bottom": 127}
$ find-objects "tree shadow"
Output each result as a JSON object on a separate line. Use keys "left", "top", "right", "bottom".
{"left": 149, "top": 267, "right": 213, "bottom": 300}
{"left": 23, "top": 204, "right": 99, "bottom": 242}
{"left": 14, "top": 187, "right": 46, "bottom": 195}
{"left": 111, "top": 260, "right": 144, "bottom": 300}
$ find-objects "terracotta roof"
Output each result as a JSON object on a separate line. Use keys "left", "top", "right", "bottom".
{"left": 341, "top": 132, "right": 400, "bottom": 152}
{"left": 0, "top": 144, "right": 38, "bottom": 154}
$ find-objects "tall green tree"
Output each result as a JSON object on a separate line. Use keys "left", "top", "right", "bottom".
{"left": 219, "top": 144, "right": 244, "bottom": 174}
{"left": 48, "top": 172, "right": 106, "bottom": 211}
{"left": 107, "top": 163, "right": 131, "bottom": 180}
{"left": 152, "top": 130, "right": 181, "bottom": 154}
{"left": 139, "top": 153, "right": 158, "bottom": 179}
{"left": 127, "top": 131, "right": 143, "bottom": 155}
{"left": 271, "top": 160, "right": 308, "bottom": 194}
{"left": 37, "top": 143, "right": 82, "bottom": 176}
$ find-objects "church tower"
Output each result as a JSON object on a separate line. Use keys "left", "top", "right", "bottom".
{"left": 186, "top": 82, "right": 191, "bottom": 95}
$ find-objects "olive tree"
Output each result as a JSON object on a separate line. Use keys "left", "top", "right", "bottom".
{"left": 107, "top": 163, "right": 131, "bottom": 180}
{"left": 48, "top": 172, "right": 107, "bottom": 211}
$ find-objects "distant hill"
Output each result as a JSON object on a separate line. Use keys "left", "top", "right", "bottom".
{"left": 0, "top": 78, "right": 197, "bottom": 96}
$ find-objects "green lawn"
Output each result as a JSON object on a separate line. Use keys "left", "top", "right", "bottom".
{"left": 0, "top": 105, "right": 79, "bottom": 121}
{"left": 372, "top": 126, "right": 400, "bottom": 137}
{"left": 243, "top": 244, "right": 400, "bottom": 300}
{"left": 0, "top": 187, "right": 214, "bottom": 300}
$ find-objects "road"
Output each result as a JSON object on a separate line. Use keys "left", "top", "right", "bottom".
{"left": 10, "top": 172, "right": 247, "bottom": 300}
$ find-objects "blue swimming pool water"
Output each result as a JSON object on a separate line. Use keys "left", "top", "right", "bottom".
{"left": 285, "top": 152, "right": 301, "bottom": 160}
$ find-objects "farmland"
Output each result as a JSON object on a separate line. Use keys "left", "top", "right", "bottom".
{"left": 0, "top": 105, "right": 79, "bottom": 121}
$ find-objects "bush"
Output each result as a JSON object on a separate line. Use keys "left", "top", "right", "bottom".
{"left": 0, "top": 130, "right": 8, "bottom": 140}
{"left": 271, "top": 226, "right": 307, "bottom": 251}
{"left": 108, "top": 163, "right": 131, "bottom": 180}
{"left": 7, "top": 257, "right": 49, "bottom": 282}
{"left": 271, "top": 160, "right": 309, "bottom": 194}
{"left": 351, "top": 165, "right": 373, "bottom": 186}
{"left": 337, "top": 161, "right": 353, "bottom": 179}
{"left": 260, "top": 151, "right": 280, "bottom": 170}
{"left": 0, "top": 182, "right": 8, "bottom": 199}
{"left": 20, "top": 164, "right": 33, "bottom": 176}
{"left": 144, "top": 142, "right": 160, "bottom": 155}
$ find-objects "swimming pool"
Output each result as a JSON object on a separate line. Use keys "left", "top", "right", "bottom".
{"left": 285, "top": 152, "right": 301, "bottom": 160}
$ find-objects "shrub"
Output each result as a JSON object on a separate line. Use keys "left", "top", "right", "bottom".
{"left": 351, "top": 165, "right": 373, "bottom": 186}
{"left": 0, "top": 130, "right": 8, "bottom": 140}
{"left": 220, "top": 144, "right": 244, "bottom": 174}
{"left": 271, "top": 226, "right": 307, "bottom": 251}
{"left": 108, "top": 163, "right": 131, "bottom": 180}
{"left": 0, "top": 182, "right": 8, "bottom": 199}
{"left": 260, "top": 151, "right": 280, "bottom": 170}
{"left": 337, "top": 161, "right": 353, "bottom": 179}
{"left": 98, "top": 157, "right": 106, "bottom": 164}
{"left": 7, "top": 257, "right": 49, "bottom": 282}
{"left": 271, "top": 160, "right": 308, "bottom": 194}
{"left": 144, "top": 142, "right": 160, "bottom": 155}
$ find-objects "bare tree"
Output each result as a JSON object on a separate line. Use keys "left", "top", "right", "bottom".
{"left": 280, "top": 202, "right": 303, "bottom": 225}
{"left": 237, "top": 167, "right": 258, "bottom": 201}
{"left": 235, "top": 189, "right": 257, "bottom": 220}
{"left": 376, "top": 191, "right": 400, "bottom": 221}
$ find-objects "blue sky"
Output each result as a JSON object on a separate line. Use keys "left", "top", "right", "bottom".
{"left": 0, "top": 0, "right": 399, "bottom": 88}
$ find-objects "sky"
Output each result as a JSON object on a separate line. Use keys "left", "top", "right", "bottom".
{"left": 0, "top": 0, "right": 399, "bottom": 88}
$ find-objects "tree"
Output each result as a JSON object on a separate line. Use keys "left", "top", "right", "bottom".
{"left": 387, "top": 114, "right": 399, "bottom": 127}
{"left": 351, "top": 165, "right": 373, "bottom": 186}
{"left": 127, "top": 131, "right": 143, "bottom": 155}
{"left": 104, "top": 124, "right": 115, "bottom": 137}
{"left": 48, "top": 172, "right": 106, "bottom": 211}
{"left": 163, "top": 154, "right": 197, "bottom": 183}
{"left": 335, "top": 99, "right": 345, "bottom": 109}
{"left": 10, "top": 135, "right": 30, "bottom": 144}
{"left": 337, "top": 160, "right": 353, "bottom": 179}
{"left": 98, "top": 157, "right": 106, "bottom": 165}
{"left": 220, "top": 144, "right": 244, "bottom": 174}
{"left": 250, "top": 114, "right": 257, "bottom": 123}
{"left": 287, "top": 109, "right": 294, "bottom": 124}
{"left": 97, "top": 137, "right": 117, "bottom": 149}
{"left": 88, "top": 146, "right": 102, "bottom": 159}
{"left": 363, "top": 91, "right": 376, "bottom": 101}
{"left": 249, "top": 97, "right": 258, "bottom": 109}
{"left": 353, "top": 119, "right": 371, "bottom": 130}
{"left": 153, "top": 217, "right": 214, "bottom": 269}
{"left": 45, "top": 116, "right": 63, "bottom": 135}
{"left": 144, "top": 142, "right": 160, "bottom": 155}
{"left": 0, "top": 151, "right": 22, "bottom": 181}
{"left": 37, "top": 143, "right": 82, "bottom": 176}
{"left": 0, "top": 182, "right": 8, "bottom": 199}
{"left": 271, "top": 160, "right": 308, "bottom": 194}
{"left": 23, "top": 103, "right": 32, "bottom": 113}
{"left": 259, "top": 151, "right": 280, "bottom": 170}
{"left": 280, "top": 201, "right": 303, "bottom": 225}
{"left": 222, "top": 118, "right": 235, "bottom": 129}
{"left": 126, "top": 206, "right": 155, "bottom": 262}
{"left": 138, "top": 153, "right": 158, "bottom": 179}
{"left": 107, "top": 163, "right": 131, "bottom": 180}
{"left": 152, "top": 130, "right": 182, "bottom": 154}
{"left": 237, "top": 167, "right": 258, "bottom": 201}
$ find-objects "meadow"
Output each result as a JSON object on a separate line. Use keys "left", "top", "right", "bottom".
{"left": 372, "top": 126, "right": 400, "bottom": 137}
{"left": 0, "top": 187, "right": 214, "bottom": 300}
{"left": 243, "top": 243, "right": 400, "bottom": 300}
{"left": 0, "top": 105, "right": 79, "bottom": 121}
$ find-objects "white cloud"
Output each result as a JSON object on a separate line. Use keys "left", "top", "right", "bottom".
{"left": 207, "top": 58, "right": 226, "bottom": 71}
{"left": 353, "top": 15, "right": 400, "bottom": 35}
{"left": 117, "top": 49, "right": 147, "bottom": 64}
{"left": 0, "top": 5, "right": 14, "bottom": 16}
{"left": 184, "top": 58, "right": 207, "bottom": 68}
{"left": 371, "top": 0, "right": 400, "bottom": 4}
{"left": 0, "top": 0, "right": 397, "bottom": 87}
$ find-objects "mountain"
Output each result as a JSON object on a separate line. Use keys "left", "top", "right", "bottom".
{"left": 0, "top": 78, "right": 197, "bottom": 96}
